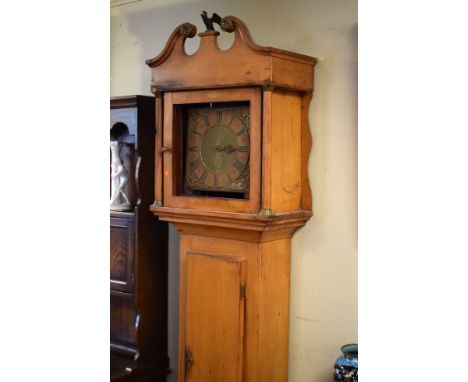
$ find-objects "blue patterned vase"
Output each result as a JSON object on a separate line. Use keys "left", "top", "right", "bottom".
{"left": 333, "top": 344, "right": 358, "bottom": 382}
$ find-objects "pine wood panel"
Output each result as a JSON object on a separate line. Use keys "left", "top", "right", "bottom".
{"left": 271, "top": 56, "right": 315, "bottom": 93}
{"left": 301, "top": 93, "right": 314, "bottom": 211}
{"left": 184, "top": 253, "right": 245, "bottom": 382}
{"left": 261, "top": 89, "right": 273, "bottom": 211}
{"left": 256, "top": 239, "right": 291, "bottom": 382}
{"left": 270, "top": 90, "right": 302, "bottom": 213}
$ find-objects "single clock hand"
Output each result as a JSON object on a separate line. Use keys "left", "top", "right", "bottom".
{"left": 215, "top": 144, "right": 238, "bottom": 154}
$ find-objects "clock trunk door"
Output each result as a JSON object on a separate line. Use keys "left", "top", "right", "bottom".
{"left": 183, "top": 253, "right": 245, "bottom": 382}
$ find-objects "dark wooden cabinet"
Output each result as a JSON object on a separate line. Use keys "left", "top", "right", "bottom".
{"left": 110, "top": 96, "right": 169, "bottom": 382}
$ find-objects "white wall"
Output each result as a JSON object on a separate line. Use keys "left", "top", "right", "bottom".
{"left": 111, "top": 1, "right": 357, "bottom": 381}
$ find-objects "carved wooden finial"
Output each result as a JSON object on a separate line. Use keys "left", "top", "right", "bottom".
{"left": 219, "top": 17, "right": 234, "bottom": 33}
{"left": 180, "top": 22, "right": 196, "bottom": 38}
{"left": 199, "top": 11, "right": 234, "bottom": 33}
{"left": 200, "top": 11, "right": 222, "bottom": 31}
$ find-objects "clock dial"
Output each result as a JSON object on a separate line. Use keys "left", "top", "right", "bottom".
{"left": 184, "top": 105, "right": 250, "bottom": 193}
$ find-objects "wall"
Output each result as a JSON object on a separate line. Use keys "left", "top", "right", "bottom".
{"left": 111, "top": 0, "right": 357, "bottom": 381}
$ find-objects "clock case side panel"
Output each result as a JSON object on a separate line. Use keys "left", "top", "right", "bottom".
{"left": 261, "top": 88, "right": 313, "bottom": 216}
{"left": 159, "top": 88, "right": 262, "bottom": 214}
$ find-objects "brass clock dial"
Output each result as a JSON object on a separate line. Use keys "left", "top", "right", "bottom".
{"left": 184, "top": 105, "right": 250, "bottom": 193}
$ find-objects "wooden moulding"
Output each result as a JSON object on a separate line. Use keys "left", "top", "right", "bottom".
{"left": 146, "top": 16, "right": 317, "bottom": 93}
{"left": 150, "top": 206, "right": 312, "bottom": 242}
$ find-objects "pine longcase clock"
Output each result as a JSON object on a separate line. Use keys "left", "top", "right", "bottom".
{"left": 147, "top": 13, "right": 317, "bottom": 382}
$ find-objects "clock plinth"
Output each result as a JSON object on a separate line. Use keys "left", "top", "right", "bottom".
{"left": 147, "top": 13, "right": 316, "bottom": 382}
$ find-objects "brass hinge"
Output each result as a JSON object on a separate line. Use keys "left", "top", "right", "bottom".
{"left": 185, "top": 350, "right": 193, "bottom": 371}
{"left": 240, "top": 284, "right": 246, "bottom": 299}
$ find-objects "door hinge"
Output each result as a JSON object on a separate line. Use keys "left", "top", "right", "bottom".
{"left": 240, "top": 284, "right": 246, "bottom": 299}
{"left": 185, "top": 350, "right": 193, "bottom": 371}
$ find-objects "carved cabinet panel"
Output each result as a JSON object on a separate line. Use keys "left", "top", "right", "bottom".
{"left": 110, "top": 294, "right": 137, "bottom": 348}
{"left": 110, "top": 216, "right": 134, "bottom": 293}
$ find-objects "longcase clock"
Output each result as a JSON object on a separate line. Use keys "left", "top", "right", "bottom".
{"left": 146, "top": 13, "right": 317, "bottom": 382}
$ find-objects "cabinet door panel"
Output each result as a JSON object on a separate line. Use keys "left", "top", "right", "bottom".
{"left": 110, "top": 217, "right": 135, "bottom": 293}
{"left": 184, "top": 253, "right": 245, "bottom": 382}
{"left": 110, "top": 294, "right": 137, "bottom": 349}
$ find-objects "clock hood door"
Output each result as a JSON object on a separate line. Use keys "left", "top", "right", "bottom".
{"left": 161, "top": 88, "right": 261, "bottom": 214}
